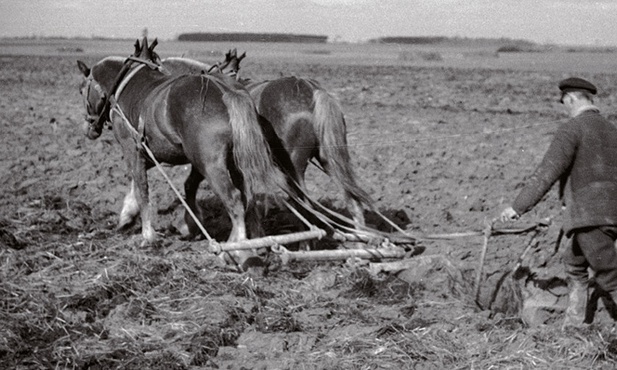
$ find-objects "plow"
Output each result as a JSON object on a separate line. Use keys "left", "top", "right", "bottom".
{"left": 104, "top": 47, "right": 556, "bottom": 318}
{"left": 113, "top": 93, "right": 418, "bottom": 262}
{"left": 110, "top": 86, "right": 421, "bottom": 266}
{"left": 114, "top": 86, "right": 551, "bottom": 293}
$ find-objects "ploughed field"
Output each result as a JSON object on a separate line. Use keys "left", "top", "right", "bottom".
{"left": 3, "top": 45, "right": 617, "bottom": 369}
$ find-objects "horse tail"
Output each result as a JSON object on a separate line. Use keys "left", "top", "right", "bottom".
{"left": 219, "top": 82, "right": 288, "bottom": 201}
{"left": 311, "top": 81, "right": 374, "bottom": 208}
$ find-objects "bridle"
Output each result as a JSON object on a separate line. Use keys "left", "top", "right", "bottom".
{"left": 83, "top": 55, "right": 168, "bottom": 139}
{"left": 82, "top": 74, "right": 107, "bottom": 127}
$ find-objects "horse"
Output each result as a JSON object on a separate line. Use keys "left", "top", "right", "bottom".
{"left": 77, "top": 38, "right": 288, "bottom": 270}
{"left": 162, "top": 51, "right": 373, "bottom": 229}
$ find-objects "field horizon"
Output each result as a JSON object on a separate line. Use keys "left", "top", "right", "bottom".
{"left": 2, "top": 37, "right": 617, "bottom": 74}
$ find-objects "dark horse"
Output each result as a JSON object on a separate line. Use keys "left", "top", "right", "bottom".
{"left": 162, "top": 52, "right": 373, "bottom": 228}
{"left": 77, "top": 39, "right": 288, "bottom": 270}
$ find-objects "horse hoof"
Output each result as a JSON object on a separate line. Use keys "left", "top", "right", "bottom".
{"left": 217, "top": 252, "right": 237, "bottom": 269}
{"left": 241, "top": 256, "right": 267, "bottom": 277}
{"left": 140, "top": 239, "right": 155, "bottom": 248}
{"left": 241, "top": 256, "right": 266, "bottom": 270}
{"left": 179, "top": 233, "right": 196, "bottom": 241}
{"left": 116, "top": 221, "right": 137, "bottom": 233}
{"left": 140, "top": 232, "right": 163, "bottom": 248}
{"left": 217, "top": 253, "right": 267, "bottom": 275}
{"left": 177, "top": 222, "right": 191, "bottom": 237}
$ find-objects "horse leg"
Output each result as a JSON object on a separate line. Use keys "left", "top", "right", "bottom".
{"left": 206, "top": 161, "right": 263, "bottom": 271}
{"left": 229, "top": 166, "right": 266, "bottom": 252}
{"left": 179, "top": 166, "right": 205, "bottom": 239}
{"left": 245, "top": 197, "right": 265, "bottom": 240}
{"left": 118, "top": 178, "right": 140, "bottom": 231}
{"left": 130, "top": 153, "right": 157, "bottom": 245}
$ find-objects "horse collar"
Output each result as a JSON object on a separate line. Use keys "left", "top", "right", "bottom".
{"left": 125, "top": 56, "right": 168, "bottom": 73}
{"left": 114, "top": 63, "right": 146, "bottom": 101}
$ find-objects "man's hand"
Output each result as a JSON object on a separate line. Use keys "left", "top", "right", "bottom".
{"left": 500, "top": 206, "right": 519, "bottom": 222}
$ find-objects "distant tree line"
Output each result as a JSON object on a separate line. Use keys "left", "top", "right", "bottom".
{"left": 372, "top": 36, "right": 447, "bottom": 44}
{"left": 177, "top": 33, "right": 328, "bottom": 43}
{"left": 370, "top": 36, "right": 537, "bottom": 47}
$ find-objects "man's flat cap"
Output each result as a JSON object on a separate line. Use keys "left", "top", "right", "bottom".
{"left": 559, "top": 77, "right": 597, "bottom": 95}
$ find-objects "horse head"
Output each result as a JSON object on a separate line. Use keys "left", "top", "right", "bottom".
{"left": 224, "top": 48, "right": 246, "bottom": 75}
{"left": 207, "top": 48, "right": 246, "bottom": 79}
{"left": 76, "top": 37, "right": 162, "bottom": 140}
{"left": 77, "top": 59, "right": 109, "bottom": 139}
{"left": 78, "top": 37, "right": 169, "bottom": 140}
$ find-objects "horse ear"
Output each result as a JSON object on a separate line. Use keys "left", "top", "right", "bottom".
{"left": 134, "top": 39, "right": 141, "bottom": 56}
{"left": 238, "top": 51, "right": 246, "bottom": 61}
{"left": 150, "top": 38, "right": 158, "bottom": 52}
{"left": 148, "top": 38, "right": 161, "bottom": 62}
{"left": 77, "top": 60, "right": 90, "bottom": 76}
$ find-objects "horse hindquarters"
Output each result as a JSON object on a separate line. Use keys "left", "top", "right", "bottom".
{"left": 255, "top": 78, "right": 370, "bottom": 226}
{"left": 175, "top": 76, "right": 283, "bottom": 270}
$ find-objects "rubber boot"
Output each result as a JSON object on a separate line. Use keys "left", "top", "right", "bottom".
{"left": 562, "top": 279, "right": 589, "bottom": 330}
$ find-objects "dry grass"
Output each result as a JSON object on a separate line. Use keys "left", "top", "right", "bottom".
{"left": 2, "top": 196, "right": 616, "bottom": 370}
{"left": 3, "top": 208, "right": 617, "bottom": 369}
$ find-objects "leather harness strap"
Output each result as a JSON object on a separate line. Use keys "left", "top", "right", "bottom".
{"left": 109, "top": 63, "right": 148, "bottom": 148}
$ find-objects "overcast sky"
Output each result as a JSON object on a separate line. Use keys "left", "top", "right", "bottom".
{"left": 1, "top": 0, "right": 616, "bottom": 45}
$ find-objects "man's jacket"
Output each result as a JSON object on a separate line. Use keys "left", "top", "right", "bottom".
{"left": 513, "top": 109, "right": 617, "bottom": 235}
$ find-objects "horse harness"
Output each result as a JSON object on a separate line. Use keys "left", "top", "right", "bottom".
{"left": 109, "top": 63, "right": 148, "bottom": 149}
{"left": 108, "top": 59, "right": 169, "bottom": 151}
{"left": 82, "top": 75, "right": 107, "bottom": 126}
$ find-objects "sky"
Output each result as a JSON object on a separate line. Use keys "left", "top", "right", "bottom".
{"left": 1, "top": 0, "right": 617, "bottom": 46}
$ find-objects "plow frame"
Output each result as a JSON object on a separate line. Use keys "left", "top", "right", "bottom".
{"left": 110, "top": 87, "right": 548, "bottom": 268}
{"left": 111, "top": 94, "right": 416, "bottom": 264}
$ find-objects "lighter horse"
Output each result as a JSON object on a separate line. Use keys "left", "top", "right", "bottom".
{"left": 77, "top": 39, "right": 287, "bottom": 270}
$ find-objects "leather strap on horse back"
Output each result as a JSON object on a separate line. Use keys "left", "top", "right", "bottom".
{"left": 107, "top": 64, "right": 149, "bottom": 150}
{"left": 114, "top": 64, "right": 146, "bottom": 102}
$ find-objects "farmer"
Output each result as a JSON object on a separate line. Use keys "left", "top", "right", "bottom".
{"left": 500, "top": 77, "right": 617, "bottom": 328}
